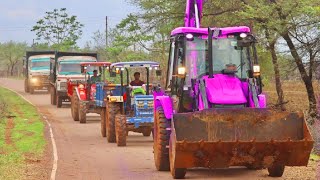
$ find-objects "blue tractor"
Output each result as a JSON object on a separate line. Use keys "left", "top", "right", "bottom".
{"left": 96, "top": 81, "right": 126, "bottom": 140}
{"left": 105, "top": 61, "right": 161, "bottom": 146}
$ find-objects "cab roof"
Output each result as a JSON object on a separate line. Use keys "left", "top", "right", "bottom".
{"left": 80, "top": 62, "right": 111, "bottom": 67}
{"left": 111, "top": 61, "right": 160, "bottom": 68}
{"left": 171, "top": 26, "right": 250, "bottom": 36}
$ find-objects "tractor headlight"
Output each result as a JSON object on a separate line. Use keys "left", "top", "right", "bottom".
{"left": 147, "top": 101, "right": 154, "bottom": 107}
{"left": 137, "top": 101, "right": 144, "bottom": 108}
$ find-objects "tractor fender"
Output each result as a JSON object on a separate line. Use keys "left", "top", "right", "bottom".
{"left": 155, "top": 95, "right": 173, "bottom": 119}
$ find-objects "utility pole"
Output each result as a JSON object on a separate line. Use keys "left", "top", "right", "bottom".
{"left": 32, "top": 39, "right": 35, "bottom": 50}
{"left": 105, "top": 16, "right": 108, "bottom": 48}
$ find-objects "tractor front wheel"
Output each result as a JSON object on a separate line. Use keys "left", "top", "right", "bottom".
{"left": 106, "top": 103, "right": 120, "bottom": 143}
{"left": 72, "top": 92, "right": 79, "bottom": 121}
{"left": 100, "top": 108, "right": 106, "bottom": 137}
{"left": 115, "top": 114, "right": 127, "bottom": 146}
{"left": 79, "top": 101, "right": 87, "bottom": 123}
{"left": 154, "top": 107, "right": 170, "bottom": 171}
{"left": 268, "top": 164, "right": 285, "bottom": 177}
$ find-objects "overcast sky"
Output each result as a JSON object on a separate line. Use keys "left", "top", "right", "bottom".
{"left": 0, "top": 0, "right": 136, "bottom": 47}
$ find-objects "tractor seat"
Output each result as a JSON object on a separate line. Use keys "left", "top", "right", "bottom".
{"left": 131, "top": 87, "right": 146, "bottom": 96}
{"left": 203, "top": 74, "right": 247, "bottom": 105}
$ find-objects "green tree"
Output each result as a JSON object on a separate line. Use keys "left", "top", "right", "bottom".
{"left": 236, "top": 0, "right": 320, "bottom": 121}
{"left": 0, "top": 41, "right": 27, "bottom": 76}
{"left": 31, "top": 8, "right": 84, "bottom": 50}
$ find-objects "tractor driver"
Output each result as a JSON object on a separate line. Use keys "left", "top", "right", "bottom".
{"left": 130, "top": 72, "right": 145, "bottom": 86}
{"left": 90, "top": 70, "right": 101, "bottom": 83}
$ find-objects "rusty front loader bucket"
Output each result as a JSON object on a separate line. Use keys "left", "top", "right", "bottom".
{"left": 170, "top": 108, "right": 313, "bottom": 174}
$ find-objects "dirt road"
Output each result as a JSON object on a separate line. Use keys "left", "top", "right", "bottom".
{"left": 0, "top": 78, "right": 317, "bottom": 180}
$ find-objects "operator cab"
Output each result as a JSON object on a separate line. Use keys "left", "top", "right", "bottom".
{"left": 166, "top": 26, "right": 263, "bottom": 112}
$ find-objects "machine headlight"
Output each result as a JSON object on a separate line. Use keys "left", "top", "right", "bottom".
{"left": 138, "top": 101, "right": 144, "bottom": 104}
{"left": 240, "top": 33, "right": 247, "bottom": 38}
{"left": 253, "top": 65, "right": 260, "bottom": 76}
{"left": 178, "top": 67, "right": 186, "bottom": 75}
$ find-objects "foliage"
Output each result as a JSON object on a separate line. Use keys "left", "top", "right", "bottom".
{"left": 31, "top": 8, "right": 84, "bottom": 50}
{"left": 0, "top": 41, "right": 28, "bottom": 76}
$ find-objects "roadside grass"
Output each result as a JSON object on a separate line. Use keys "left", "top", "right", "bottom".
{"left": 0, "top": 87, "right": 46, "bottom": 180}
{"left": 310, "top": 154, "right": 320, "bottom": 161}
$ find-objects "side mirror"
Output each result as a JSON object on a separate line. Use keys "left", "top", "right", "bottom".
{"left": 156, "top": 70, "right": 162, "bottom": 76}
{"left": 110, "top": 71, "right": 116, "bottom": 77}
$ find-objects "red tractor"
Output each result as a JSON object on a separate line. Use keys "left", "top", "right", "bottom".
{"left": 69, "top": 62, "right": 111, "bottom": 124}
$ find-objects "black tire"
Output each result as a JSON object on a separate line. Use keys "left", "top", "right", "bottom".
{"left": 51, "top": 87, "right": 56, "bottom": 105}
{"left": 71, "top": 92, "right": 79, "bottom": 121}
{"left": 30, "top": 86, "right": 34, "bottom": 94}
{"left": 154, "top": 106, "right": 170, "bottom": 171}
{"left": 106, "top": 103, "right": 121, "bottom": 143}
{"left": 24, "top": 79, "right": 29, "bottom": 93}
{"left": 268, "top": 164, "right": 285, "bottom": 177}
{"left": 115, "top": 114, "right": 127, "bottom": 146}
{"left": 169, "top": 129, "right": 186, "bottom": 179}
{"left": 142, "top": 129, "right": 152, "bottom": 137}
{"left": 171, "top": 168, "right": 186, "bottom": 179}
{"left": 56, "top": 95, "right": 62, "bottom": 108}
{"left": 101, "top": 108, "right": 106, "bottom": 137}
{"left": 79, "top": 101, "right": 87, "bottom": 124}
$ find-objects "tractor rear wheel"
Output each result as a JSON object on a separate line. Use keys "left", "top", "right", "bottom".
{"left": 154, "top": 107, "right": 170, "bottom": 171}
{"left": 268, "top": 164, "right": 285, "bottom": 177}
{"left": 72, "top": 92, "right": 79, "bottom": 121}
{"left": 56, "top": 95, "right": 62, "bottom": 108}
{"left": 24, "top": 79, "right": 29, "bottom": 93}
{"left": 100, "top": 108, "right": 106, "bottom": 137}
{"left": 79, "top": 101, "right": 87, "bottom": 123}
{"left": 106, "top": 103, "right": 120, "bottom": 143}
{"left": 115, "top": 114, "right": 127, "bottom": 146}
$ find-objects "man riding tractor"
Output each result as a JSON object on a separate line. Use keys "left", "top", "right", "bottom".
{"left": 69, "top": 62, "right": 111, "bottom": 124}
{"left": 104, "top": 61, "right": 161, "bottom": 146}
